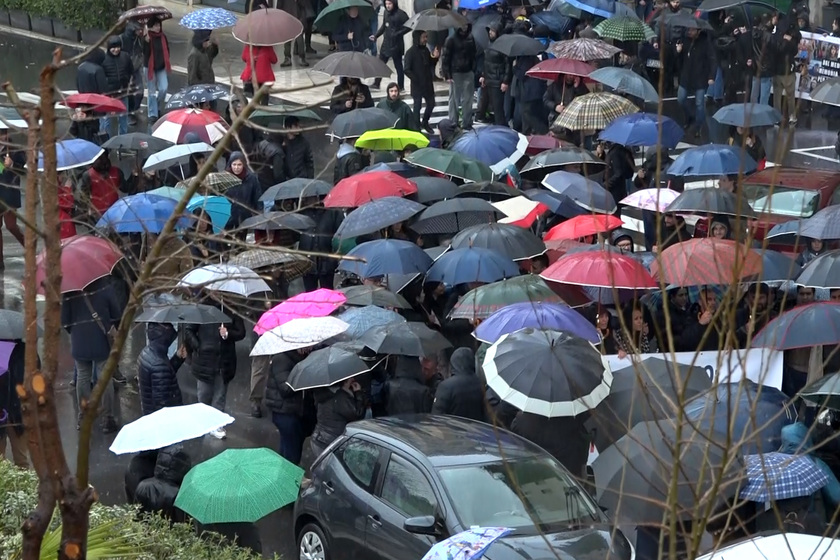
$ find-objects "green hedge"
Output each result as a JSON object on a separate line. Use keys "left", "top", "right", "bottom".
{"left": 0, "top": 461, "right": 275, "bottom": 560}
{"left": 0, "top": 0, "right": 120, "bottom": 29}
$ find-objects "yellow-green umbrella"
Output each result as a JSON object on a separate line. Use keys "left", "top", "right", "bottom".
{"left": 355, "top": 128, "right": 430, "bottom": 151}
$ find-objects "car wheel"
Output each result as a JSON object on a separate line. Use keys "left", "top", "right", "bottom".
{"left": 299, "top": 523, "right": 329, "bottom": 560}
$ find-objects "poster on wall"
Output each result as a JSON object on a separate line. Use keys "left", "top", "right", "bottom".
{"left": 794, "top": 31, "right": 840, "bottom": 101}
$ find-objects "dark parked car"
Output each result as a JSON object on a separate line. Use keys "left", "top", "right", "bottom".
{"left": 294, "top": 414, "right": 633, "bottom": 560}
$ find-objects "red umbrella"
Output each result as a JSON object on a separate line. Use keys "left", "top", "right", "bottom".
{"left": 544, "top": 214, "right": 623, "bottom": 241}
{"left": 64, "top": 93, "right": 126, "bottom": 114}
{"left": 526, "top": 135, "right": 573, "bottom": 156}
{"left": 34, "top": 235, "right": 123, "bottom": 295}
{"left": 650, "top": 238, "right": 763, "bottom": 286}
{"left": 151, "top": 108, "right": 229, "bottom": 145}
{"left": 324, "top": 171, "right": 418, "bottom": 208}
{"left": 541, "top": 250, "right": 657, "bottom": 289}
{"left": 526, "top": 58, "right": 597, "bottom": 80}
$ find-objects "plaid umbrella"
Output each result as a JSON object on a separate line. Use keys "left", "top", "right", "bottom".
{"left": 228, "top": 249, "right": 313, "bottom": 280}
{"left": 188, "top": 171, "right": 242, "bottom": 193}
{"left": 594, "top": 16, "right": 656, "bottom": 41}
{"left": 553, "top": 92, "right": 639, "bottom": 131}
{"left": 547, "top": 38, "right": 621, "bottom": 61}
{"left": 740, "top": 453, "right": 829, "bottom": 502}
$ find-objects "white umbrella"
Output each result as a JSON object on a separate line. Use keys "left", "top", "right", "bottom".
{"left": 250, "top": 316, "right": 349, "bottom": 356}
{"left": 178, "top": 263, "right": 271, "bottom": 296}
{"left": 143, "top": 142, "right": 214, "bottom": 174}
{"left": 109, "top": 403, "right": 234, "bottom": 454}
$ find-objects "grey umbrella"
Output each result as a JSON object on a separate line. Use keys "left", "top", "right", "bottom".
{"left": 470, "top": 13, "right": 501, "bottom": 50}
{"left": 259, "top": 178, "right": 333, "bottom": 203}
{"left": 520, "top": 146, "right": 605, "bottom": 179}
{"left": 288, "top": 346, "right": 374, "bottom": 390}
{"left": 407, "top": 8, "right": 468, "bottom": 31}
{"left": 665, "top": 187, "right": 757, "bottom": 218}
{"left": 135, "top": 303, "right": 231, "bottom": 325}
{"left": 589, "top": 67, "right": 659, "bottom": 103}
{"left": 800, "top": 205, "right": 840, "bottom": 240}
{"left": 359, "top": 321, "right": 452, "bottom": 356}
{"left": 228, "top": 249, "right": 313, "bottom": 279}
{"left": 450, "top": 223, "right": 546, "bottom": 261}
{"left": 487, "top": 34, "right": 546, "bottom": 57}
{"left": 102, "top": 133, "right": 173, "bottom": 152}
{"left": 455, "top": 181, "right": 519, "bottom": 202}
{"left": 411, "top": 176, "right": 460, "bottom": 203}
{"left": 312, "top": 51, "right": 393, "bottom": 80}
{"left": 329, "top": 108, "right": 398, "bottom": 140}
{"left": 796, "top": 250, "right": 840, "bottom": 289}
{"left": 410, "top": 197, "right": 504, "bottom": 235}
{"left": 0, "top": 309, "right": 42, "bottom": 339}
{"left": 335, "top": 196, "right": 426, "bottom": 239}
{"left": 239, "top": 211, "right": 317, "bottom": 232}
{"left": 810, "top": 78, "right": 840, "bottom": 106}
{"left": 337, "top": 285, "right": 413, "bottom": 309}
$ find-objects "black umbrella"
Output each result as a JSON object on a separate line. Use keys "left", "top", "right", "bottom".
{"left": 796, "top": 250, "right": 840, "bottom": 289}
{"left": 407, "top": 8, "right": 469, "bottom": 31}
{"left": 134, "top": 303, "right": 231, "bottom": 325}
{"left": 337, "top": 285, "right": 413, "bottom": 309}
{"left": 470, "top": 13, "right": 502, "bottom": 50}
{"left": 410, "top": 197, "right": 503, "bottom": 235}
{"left": 312, "top": 51, "right": 393, "bottom": 80}
{"left": 329, "top": 108, "right": 398, "bottom": 140}
{"left": 239, "top": 211, "right": 317, "bottom": 232}
{"left": 359, "top": 321, "right": 452, "bottom": 356}
{"left": 259, "top": 178, "right": 333, "bottom": 203}
{"left": 520, "top": 146, "right": 605, "bottom": 179}
{"left": 665, "top": 12, "right": 714, "bottom": 30}
{"left": 101, "top": 133, "right": 173, "bottom": 152}
{"left": 665, "top": 187, "right": 757, "bottom": 218}
{"left": 454, "top": 181, "right": 520, "bottom": 202}
{"left": 697, "top": 0, "right": 745, "bottom": 10}
{"left": 450, "top": 223, "right": 546, "bottom": 261}
{"left": 0, "top": 309, "right": 42, "bottom": 339}
{"left": 287, "top": 346, "right": 373, "bottom": 390}
{"left": 801, "top": 372, "right": 840, "bottom": 410}
{"left": 487, "top": 34, "right": 546, "bottom": 57}
{"left": 586, "top": 357, "right": 712, "bottom": 450}
{"left": 165, "top": 84, "right": 230, "bottom": 110}
{"left": 411, "top": 176, "right": 460, "bottom": 203}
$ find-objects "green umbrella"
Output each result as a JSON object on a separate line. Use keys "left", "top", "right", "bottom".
{"left": 313, "top": 0, "right": 374, "bottom": 32}
{"left": 148, "top": 186, "right": 188, "bottom": 201}
{"left": 593, "top": 16, "right": 656, "bottom": 41}
{"left": 174, "top": 448, "right": 304, "bottom": 524}
{"left": 448, "top": 275, "right": 566, "bottom": 320}
{"left": 404, "top": 148, "right": 494, "bottom": 183}
{"left": 249, "top": 107, "right": 322, "bottom": 127}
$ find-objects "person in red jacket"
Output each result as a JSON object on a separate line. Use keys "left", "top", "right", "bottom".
{"left": 77, "top": 152, "right": 138, "bottom": 223}
{"left": 240, "top": 45, "right": 278, "bottom": 105}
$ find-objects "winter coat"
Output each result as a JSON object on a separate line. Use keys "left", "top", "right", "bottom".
{"left": 404, "top": 31, "right": 436, "bottom": 96}
{"left": 441, "top": 25, "right": 476, "bottom": 78}
{"left": 483, "top": 25, "right": 512, "bottom": 87}
{"left": 76, "top": 49, "right": 107, "bottom": 94}
{"left": 121, "top": 22, "right": 144, "bottom": 69}
{"left": 334, "top": 147, "right": 366, "bottom": 183}
{"left": 264, "top": 351, "right": 304, "bottom": 416}
{"left": 102, "top": 37, "right": 133, "bottom": 98}
{"left": 431, "top": 347, "right": 486, "bottom": 421}
{"left": 240, "top": 45, "right": 278, "bottom": 85}
{"left": 676, "top": 33, "right": 717, "bottom": 91}
{"left": 183, "top": 308, "right": 246, "bottom": 384}
{"left": 771, "top": 17, "right": 800, "bottom": 77}
{"left": 283, "top": 135, "right": 315, "bottom": 179}
{"left": 135, "top": 446, "right": 191, "bottom": 522}
{"left": 70, "top": 117, "right": 101, "bottom": 144}
{"left": 334, "top": 14, "right": 370, "bottom": 52}
{"left": 544, "top": 78, "right": 588, "bottom": 122}
{"left": 279, "top": 0, "right": 314, "bottom": 22}
{"left": 796, "top": 244, "right": 825, "bottom": 267}
{"left": 125, "top": 449, "right": 158, "bottom": 504}
{"left": 384, "top": 357, "right": 433, "bottom": 415}
{"left": 252, "top": 139, "right": 287, "bottom": 191}
{"left": 225, "top": 151, "right": 264, "bottom": 228}
{"left": 377, "top": 96, "right": 418, "bottom": 131}
{"left": 330, "top": 82, "right": 374, "bottom": 114}
{"left": 604, "top": 144, "right": 635, "bottom": 202}
{"left": 311, "top": 387, "right": 365, "bottom": 447}
{"left": 375, "top": 1, "right": 410, "bottom": 57}
{"left": 187, "top": 44, "right": 218, "bottom": 86}
{"left": 511, "top": 412, "right": 590, "bottom": 478}
{"left": 137, "top": 323, "right": 184, "bottom": 416}
{"left": 60, "top": 281, "right": 121, "bottom": 362}
{"left": 0, "top": 343, "right": 24, "bottom": 439}
{"left": 298, "top": 208, "right": 345, "bottom": 274}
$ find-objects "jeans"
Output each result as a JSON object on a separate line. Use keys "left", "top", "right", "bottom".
{"left": 196, "top": 374, "right": 227, "bottom": 411}
{"left": 773, "top": 73, "right": 796, "bottom": 120}
{"left": 750, "top": 75, "right": 771, "bottom": 105}
{"left": 677, "top": 85, "right": 706, "bottom": 129}
{"left": 101, "top": 113, "right": 129, "bottom": 136}
{"left": 706, "top": 67, "right": 723, "bottom": 101}
{"left": 412, "top": 90, "right": 435, "bottom": 126}
{"left": 272, "top": 412, "right": 304, "bottom": 465}
{"left": 75, "top": 359, "right": 118, "bottom": 422}
{"left": 146, "top": 68, "right": 168, "bottom": 119}
{"left": 448, "top": 71, "right": 475, "bottom": 128}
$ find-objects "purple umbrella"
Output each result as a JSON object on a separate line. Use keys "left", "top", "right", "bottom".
{"left": 474, "top": 301, "right": 599, "bottom": 344}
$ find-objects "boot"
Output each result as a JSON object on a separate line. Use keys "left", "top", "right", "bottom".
{"left": 422, "top": 121, "right": 434, "bottom": 135}
{"left": 281, "top": 56, "right": 292, "bottom": 67}
{"left": 299, "top": 56, "right": 309, "bottom": 67}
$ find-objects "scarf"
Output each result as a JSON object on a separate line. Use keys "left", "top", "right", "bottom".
{"left": 147, "top": 31, "right": 171, "bottom": 79}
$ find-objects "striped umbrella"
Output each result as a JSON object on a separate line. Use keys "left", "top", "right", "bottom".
{"left": 546, "top": 38, "right": 621, "bottom": 61}
{"left": 553, "top": 92, "right": 639, "bottom": 131}
{"left": 151, "top": 108, "right": 229, "bottom": 145}
{"left": 594, "top": 16, "right": 656, "bottom": 42}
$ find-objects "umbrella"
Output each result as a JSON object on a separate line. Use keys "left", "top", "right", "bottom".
{"left": 329, "top": 107, "right": 397, "bottom": 140}
{"left": 755, "top": 249, "right": 801, "bottom": 284}
{"left": 233, "top": 7, "right": 304, "bottom": 46}
{"left": 525, "top": 58, "right": 596, "bottom": 80}
{"left": 589, "top": 67, "right": 659, "bottom": 103}
{"left": 591, "top": 420, "right": 743, "bottom": 524}
{"left": 588, "top": 357, "right": 712, "bottom": 450}
{"left": 288, "top": 346, "right": 374, "bottom": 390}
{"left": 487, "top": 34, "right": 546, "bottom": 57}
{"left": 109, "top": 403, "right": 234, "bottom": 455}
{"left": 471, "top": 13, "right": 502, "bottom": 49}
{"left": 186, "top": 195, "right": 230, "bottom": 234}
{"left": 250, "top": 316, "right": 349, "bottom": 356}
{"left": 340, "top": 285, "right": 412, "bottom": 310}
{"left": 492, "top": 197, "right": 550, "bottom": 228}
{"left": 339, "top": 239, "right": 434, "bottom": 278}
{"left": 335, "top": 196, "right": 425, "bottom": 239}
{"left": 594, "top": 15, "right": 656, "bottom": 41}
{"left": 526, "top": 134, "right": 568, "bottom": 156}
{"left": 426, "top": 247, "right": 519, "bottom": 285}
{"left": 338, "top": 305, "right": 407, "bottom": 338}
{"left": 359, "top": 321, "right": 452, "bottom": 356}
{"left": 151, "top": 109, "right": 229, "bottom": 145}
{"left": 801, "top": 372, "right": 840, "bottom": 409}
{"left": 175, "top": 448, "right": 304, "bottom": 523}
{"left": 37, "top": 138, "right": 104, "bottom": 172}
{"left": 544, "top": 214, "right": 624, "bottom": 241}
{"left": 228, "top": 249, "right": 312, "bottom": 279}
{"left": 685, "top": 381, "right": 796, "bottom": 455}
{"left": 313, "top": 0, "right": 375, "bottom": 31}
{"left": 0, "top": 309, "right": 41, "bottom": 339}
{"left": 407, "top": 8, "right": 469, "bottom": 31}
{"left": 475, "top": 301, "right": 598, "bottom": 344}
{"left": 753, "top": 302, "right": 840, "bottom": 349}
{"left": 697, "top": 0, "right": 745, "bottom": 10}
{"left": 63, "top": 92, "right": 126, "bottom": 113}
{"left": 362, "top": 161, "right": 427, "bottom": 178}
{"left": 178, "top": 264, "right": 271, "bottom": 296}
{"left": 713, "top": 103, "right": 783, "bottom": 128}
{"left": 810, "top": 77, "right": 840, "bottom": 106}
{"left": 165, "top": 84, "right": 230, "bottom": 110}
{"left": 179, "top": 7, "right": 237, "bottom": 29}
{"left": 239, "top": 211, "right": 317, "bottom": 232}
{"left": 248, "top": 107, "right": 322, "bottom": 128}
{"left": 189, "top": 171, "right": 242, "bottom": 193}
{"left": 553, "top": 92, "right": 639, "bottom": 131}
{"left": 405, "top": 148, "right": 494, "bottom": 183}
{"left": 520, "top": 145, "right": 604, "bottom": 179}
{"left": 667, "top": 144, "right": 757, "bottom": 177}
{"left": 599, "top": 112, "right": 683, "bottom": 147}
{"left": 542, "top": 170, "right": 617, "bottom": 214}
{"left": 254, "top": 288, "right": 346, "bottom": 334}
{"left": 547, "top": 38, "right": 621, "bottom": 61}
{"left": 766, "top": 219, "right": 805, "bottom": 243}
{"left": 796, "top": 250, "right": 840, "bottom": 289}
{"left": 411, "top": 198, "right": 503, "bottom": 235}
{"left": 524, "top": 189, "right": 588, "bottom": 219}
{"left": 120, "top": 5, "right": 172, "bottom": 22}
{"left": 325, "top": 171, "right": 417, "bottom": 208}
{"left": 620, "top": 188, "right": 680, "bottom": 212}
{"left": 456, "top": 181, "right": 520, "bottom": 202}
{"left": 411, "top": 176, "right": 460, "bottom": 203}
{"left": 143, "top": 142, "right": 213, "bottom": 173}
{"left": 101, "top": 132, "right": 172, "bottom": 152}
{"left": 260, "top": 178, "right": 332, "bottom": 203}
{"left": 665, "top": 187, "right": 757, "bottom": 218}
{"left": 449, "top": 126, "right": 529, "bottom": 174}
{"left": 35, "top": 235, "right": 122, "bottom": 295}
{"left": 356, "top": 129, "right": 430, "bottom": 151}
{"left": 558, "top": 0, "right": 616, "bottom": 18}
{"left": 651, "top": 238, "right": 763, "bottom": 286}
{"left": 135, "top": 303, "right": 231, "bottom": 324}
{"left": 665, "top": 12, "right": 714, "bottom": 30}
{"left": 96, "top": 193, "right": 193, "bottom": 233}
{"left": 450, "top": 223, "right": 546, "bottom": 261}
{"left": 541, "top": 250, "right": 658, "bottom": 289}
{"left": 313, "top": 51, "right": 392, "bottom": 80}
{"left": 449, "top": 275, "right": 572, "bottom": 319}
{"left": 800, "top": 205, "right": 840, "bottom": 240}
{"left": 740, "top": 453, "right": 828, "bottom": 502}
{"left": 483, "top": 328, "right": 612, "bottom": 417}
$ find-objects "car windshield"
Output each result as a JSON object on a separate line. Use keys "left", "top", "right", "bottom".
{"left": 742, "top": 184, "right": 821, "bottom": 218}
{"left": 437, "top": 457, "right": 601, "bottom": 532}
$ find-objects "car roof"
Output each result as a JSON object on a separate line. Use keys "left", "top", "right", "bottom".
{"left": 743, "top": 168, "right": 840, "bottom": 191}
{"left": 346, "top": 415, "right": 544, "bottom": 468}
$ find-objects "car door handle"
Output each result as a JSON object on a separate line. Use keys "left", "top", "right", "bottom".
{"left": 367, "top": 514, "right": 382, "bottom": 528}
{"left": 323, "top": 481, "right": 335, "bottom": 495}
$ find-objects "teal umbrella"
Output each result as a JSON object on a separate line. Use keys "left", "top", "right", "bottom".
{"left": 148, "top": 186, "right": 188, "bottom": 201}
{"left": 174, "top": 448, "right": 304, "bottom": 524}
{"left": 313, "top": 0, "right": 374, "bottom": 32}
{"left": 187, "top": 195, "right": 231, "bottom": 233}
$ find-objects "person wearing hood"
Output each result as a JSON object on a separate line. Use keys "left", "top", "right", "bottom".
{"left": 431, "top": 347, "right": 486, "bottom": 421}
{"left": 282, "top": 116, "right": 315, "bottom": 179}
{"left": 796, "top": 238, "right": 825, "bottom": 267}
{"left": 335, "top": 6, "right": 370, "bottom": 52}
{"left": 135, "top": 445, "right": 192, "bottom": 522}
{"left": 371, "top": 0, "right": 409, "bottom": 90}
{"left": 102, "top": 35, "right": 133, "bottom": 137}
{"left": 224, "top": 151, "right": 262, "bottom": 231}
{"left": 675, "top": 26, "right": 716, "bottom": 138}
{"left": 480, "top": 21, "right": 512, "bottom": 126}
{"left": 334, "top": 138, "right": 366, "bottom": 182}
{"left": 709, "top": 215, "right": 732, "bottom": 239}
{"left": 240, "top": 44, "right": 278, "bottom": 105}
{"left": 404, "top": 30, "right": 440, "bottom": 134}
{"left": 142, "top": 18, "right": 172, "bottom": 122}
{"left": 437, "top": 117, "right": 461, "bottom": 149}
{"left": 330, "top": 77, "right": 374, "bottom": 114}
{"left": 138, "top": 323, "right": 187, "bottom": 416}
{"left": 384, "top": 356, "right": 434, "bottom": 415}
{"left": 78, "top": 152, "right": 137, "bottom": 221}
{"left": 611, "top": 228, "right": 634, "bottom": 252}
{"left": 76, "top": 48, "right": 107, "bottom": 95}
{"left": 441, "top": 23, "right": 477, "bottom": 129}
{"left": 251, "top": 133, "right": 287, "bottom": 192}
{"left": 311, "top": 379, "right": 365, "bottom": 456}
{"left": 376, "top": 82, "right": 418, "bottom": 130}
{"left": 120, "top": 21, "right": 145, "bottom": 125}
{"left": 187, "top": 29, "right": 219, "bottom": 86}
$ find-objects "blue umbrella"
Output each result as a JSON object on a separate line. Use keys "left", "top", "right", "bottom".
{"left": 599, "top": 112, "right": 683, "bottom": 148}
{"left": 523, "top": 189, "right": 587, "bottom": 219}
{"left": 684, "top": 381, "right": 796, "bottom": 455}
{"left": 339, "top": 239, "right": 434, "bottom": 278}
{"left": 589, "top": 68, "right": 659, "bottom": 103}
{"left": 425, "top": 247, "right": 520, "bottom": 286}
{"left": 740, "top": 452, "right": 828, "bottom": 502}
{"left": 459, "top": 0, "right": 500, "bottom": 8}
{"left": 338, "top": 305, "right": 406, "bottom": 338}
{"left": 96, "top": 193, "right": 193, "bottom": 233}
{"left": 179, "top": 8, "right": 238, "bottom": 29}
{"left": 449, "top": 126, "right": 529, "bottom": 174}
{"left": 362, "top": 161, "right": 427, "bottom": 178}
{"left": 712, "top": 103, "right": 783, "bottom": 128}
{"left": 187, "top": 195, "right": 231, "bottom": 233}
{"left": 335, "top": 196, "right": 426, "bottom": 239}
{"left": 755, "top": 249, "right": 801, "bottom": 284}
{"left": 541, "top": 170, "right": 617, "bottom": 214}
{"left": 530, "top": 10, "right": 575, "bottom": 37}
{"left": 562, "top": 0, "right": 614, "bottom": 18}
{"left": 753, "top": 302, "right": 840, "bottom": 350}
{"left": 800, "top": 205, "right": 840, "bottom": 240}
{"left": 475, "top": 301, "right": 599, "bottom": 344}
{"left": 38, "top": 138, "right": 104, "bottom": 172}
{"left": 667, "top": 144, "right": 757, "bottom": 177}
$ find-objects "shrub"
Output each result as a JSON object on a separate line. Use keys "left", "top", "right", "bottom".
{"left": 0, "top": 0, "right": 120, "bottom": 29}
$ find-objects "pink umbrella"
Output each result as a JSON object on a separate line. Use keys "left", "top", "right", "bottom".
{"left": 619, "top": 188, "right": 680, "bottom": 212}
{"left": 254, "top": 288, "right": 347, "bottom": 335}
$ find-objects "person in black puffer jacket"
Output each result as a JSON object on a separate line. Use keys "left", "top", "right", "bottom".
{"left": 137, "top": 322, "right": 186, "bottom": 416}
{"left": 125, "top": 449, "right": 158, "bottom": 504}
{"left": 282, "top": 116, "right": 315, "bottom": 179}
{"left": 311, "top": 380, "right": 365, "bottom": 457}
{"left": 264, "top": 351, "right": 306, "bottom": 464}
{"left": 404, "top": 30, "right": 439, "bottom": 134}
{"left": 251, "top": 135, "right": 287, "bottom": 192}
{"left": 384, "top": 356, "right": 433, "bottom": 415}
{"left": 480, "top": 21, "right": 511, "bottom": 126}
{"left": 441, "top": 23, "right": 476, "bottom": 129}
{"left": 77, "top": 48, "right": 107, "bottom": 94}
{"left": 431, "top": 347, "right": 486, "bottom": 421}
{"left": 135, "top": 445, "right": 191, "bottom": 522}
{"left": 225, "top": 151, "right": 263, "bottom": 232}
{"left": 372, "top": 0, "right": 409, "bottom": 90}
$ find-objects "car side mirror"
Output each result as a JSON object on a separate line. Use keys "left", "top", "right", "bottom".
{"left": 404, "top": 515, "right": 438, "bottom": 536}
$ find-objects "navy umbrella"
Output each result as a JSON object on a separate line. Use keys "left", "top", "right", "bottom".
{"left": 753, "top": 302, "right": 840, "bottom": 350}
{"left": 667, "top": 144, "right": 757, "bottom": 177}
{"left": 410, "top": 198, "right": 504, "bottom": 235}
{"left": 599, "top": 112, "right": 683, "bottom": 148}
{"left": 425, "top": 247, "right": 520, "bottom": 285}
{"left": 339, "top": 239, "right": 434, "bottom": 278}
{"left": 541, "top": 170, "right": 617, "bottom": 214}
{"left": 712, "top": 103, "right": 783, "bottom": 128}
{"left": 335, "top": 196, "right": 426, "bottom": 239}
{"left": 756, "top": 249, "right": 801, "bottom": 284}
{"left": 665, "top": 187, "right": 756, "bottom": 218}
{"left": 530, "top": 10, "right": 575, "bottom": 37}
{"left": 450, "top": 126, "right": 529, "bottom": 174}
{"left": 523, "top": 189, "right": 587, "bottom": 219}
{"left": 796, "top": 250, "right": 840, "bottom": 289}
{"left": 800, "top": 205, "right": 840, "bottom": 240}
{"left": 450, "top": 223, "right": 546, "bottom": 261}
{"left": 411, "top": 176, "right": 460, "bottom": 203}
{"left": 259, "top": 178, "right": 333, "bottom": 203}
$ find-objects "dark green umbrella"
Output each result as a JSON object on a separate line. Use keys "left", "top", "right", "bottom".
{"left": 801, "top": 372, "right": 840, "bottom": 410}
{"left": 248, "top": 107, "right": 322, "bottom": 127}
{"left": 337, "top": 285, "right": 412, "bottom": 309}
{"left": 259, "top": 178, "right": 333, "bottom": 203}
{"left": 404, "top": 148, "right": 494, "bottom": 183}
{"left": 313, "top": 0, "right": 375, "bottom": 32}
{"left": 239, "top": 211, "right": 316, "bottom": 232}
{"left": 448, "top": 275, "right": 568, "bottom": 320}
